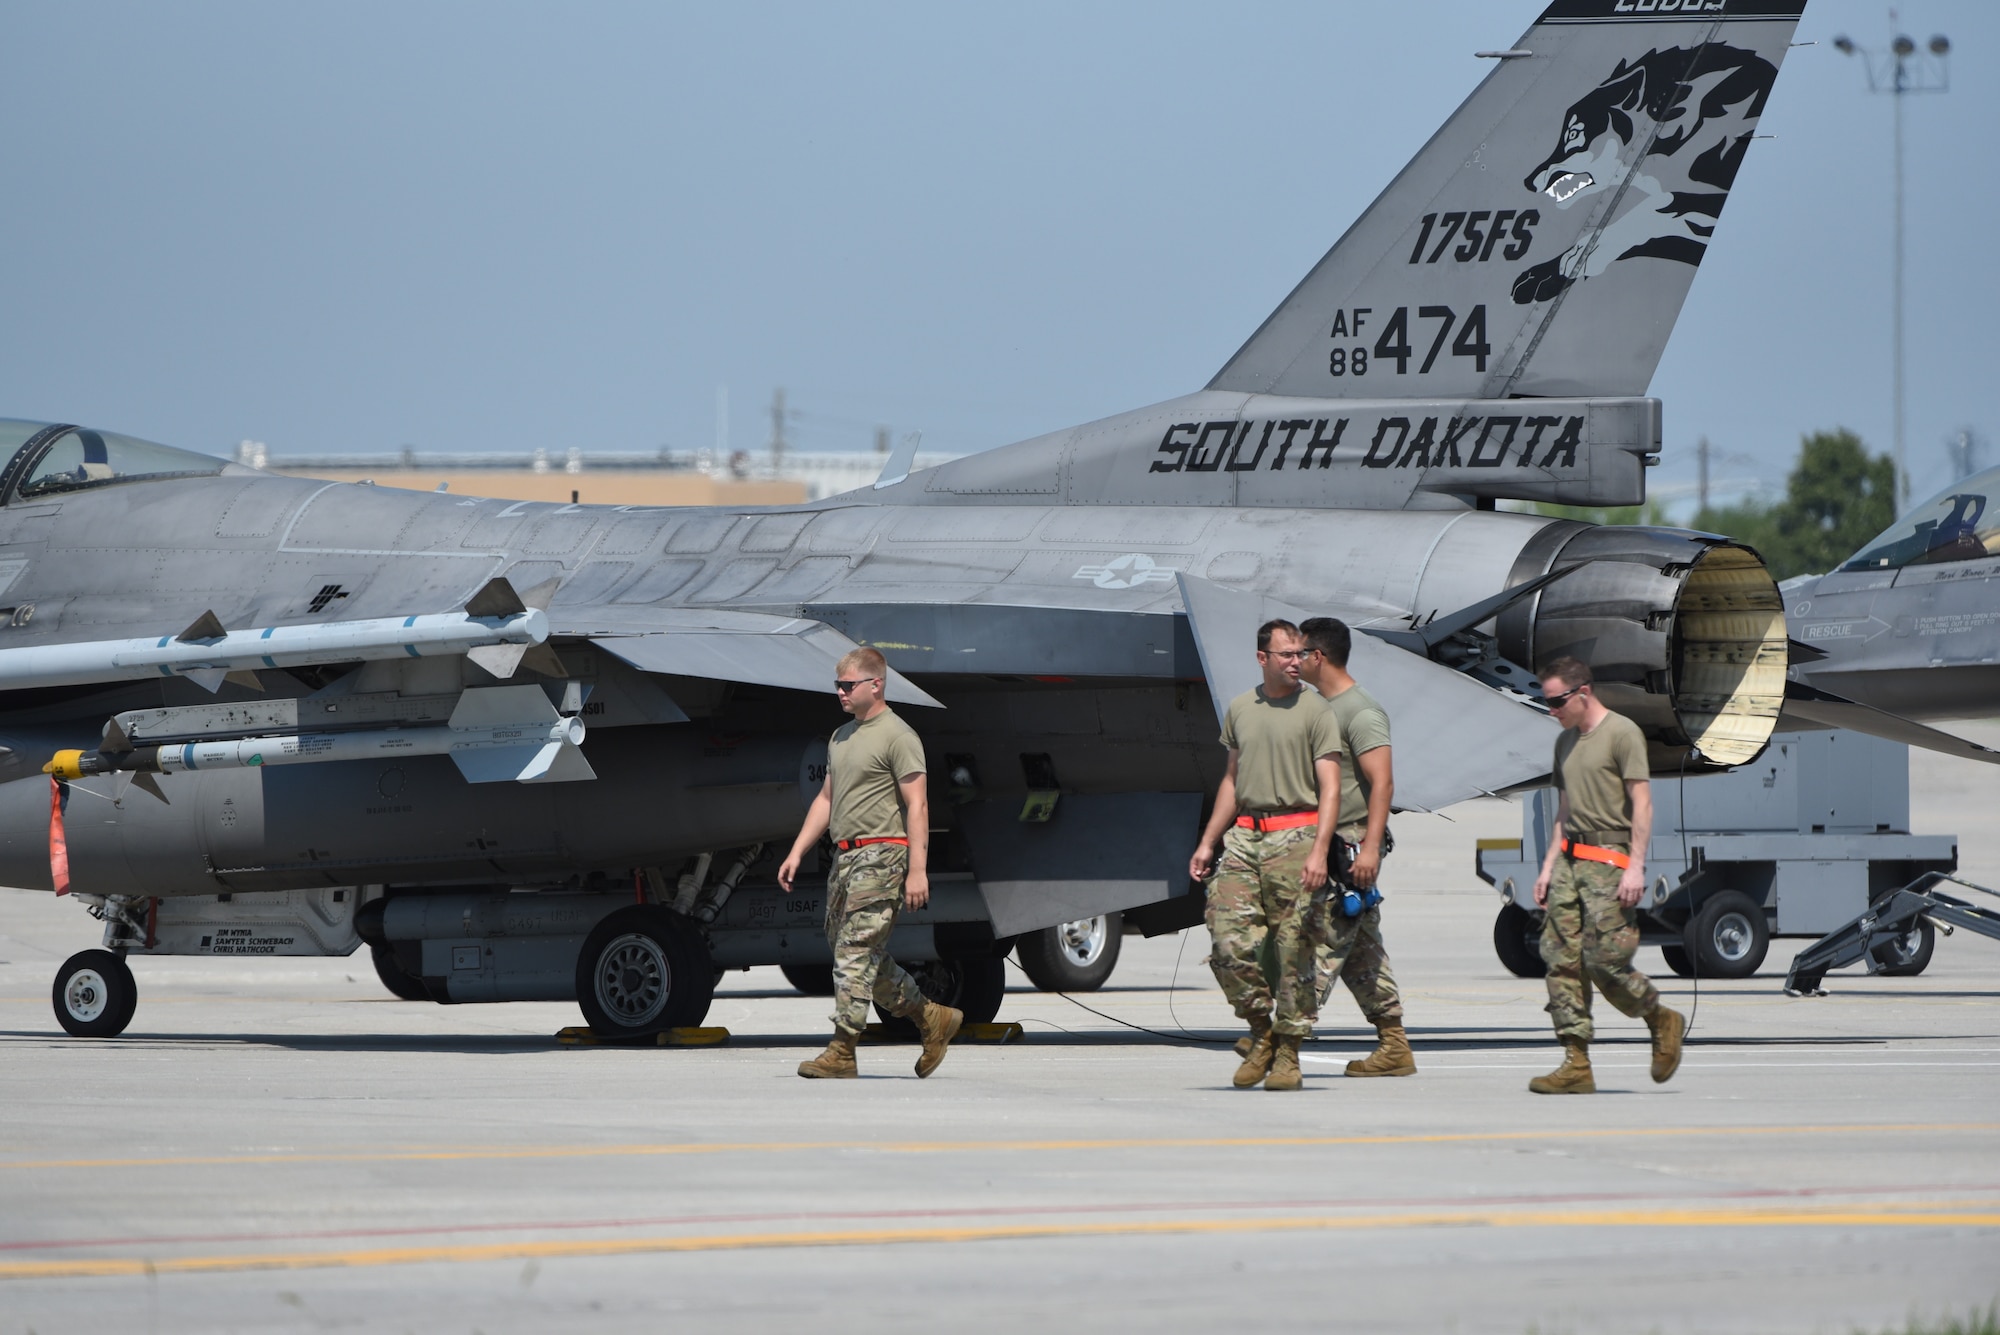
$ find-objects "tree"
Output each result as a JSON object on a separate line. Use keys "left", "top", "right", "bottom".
{"left": 1690, "top": 429, "right": 1896, "bottom": 580}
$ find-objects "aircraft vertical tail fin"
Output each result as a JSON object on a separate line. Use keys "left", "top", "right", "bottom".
{"left": 1209, "top": 1, "right": 1805, "bottom": 402}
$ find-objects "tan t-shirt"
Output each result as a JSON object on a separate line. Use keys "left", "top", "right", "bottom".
{"left": 1553, "top": 710, "right": 1649, "bottom": 840}
{"left": 1219, "top": 685, "right": 1341, "bottom": 814}
{"left": 1322, "top": 683, "right": 1390, "bottom": 842}
{"left": 828, "top": 708, "right": 927, "bottom": 843}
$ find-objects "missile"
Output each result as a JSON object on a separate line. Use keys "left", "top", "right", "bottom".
{"left": 45, "top": 685, "right": 595, "bottom": 785}
{"left": 0, "top": 577, "right": 552, "bottom": 693}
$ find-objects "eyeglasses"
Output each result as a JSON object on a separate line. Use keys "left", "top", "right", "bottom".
{"left": 834, "top": 678, "right": 881, "bottom": 693}
{"left": 1268, "top": 649, "right": 1316, "bottom": 662}
{"left": 1542, "top": 684, "right": 1586, "bottom": 710}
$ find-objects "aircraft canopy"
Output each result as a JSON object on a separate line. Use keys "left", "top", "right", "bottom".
{"left": 1840, "top": 465, "right": 2000, "bottom": 572}
{"left": 0, "top": 420, "right": 238, "bottom": 503}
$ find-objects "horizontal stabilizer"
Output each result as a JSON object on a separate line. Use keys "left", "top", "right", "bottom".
{"left": 1779, "top": 682, "right": 2000, "bottom": 766}
{"left": 1176, "top": 573, "right": 1559, "bottom": 811}
{"left": 568, "top": 607, "right": 942, "bottom": 709}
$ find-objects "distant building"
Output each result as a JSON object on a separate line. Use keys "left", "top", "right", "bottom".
{"left": 247, "top": 443, "right": 966, "bottom": 507}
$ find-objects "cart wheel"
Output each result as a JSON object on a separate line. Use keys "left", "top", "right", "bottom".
{"left": 1684, "top": 890, "right": 1769, "bottom": 979}
{"left": 1659, "top": 943, "right": 1696, "bottom": 978}
{"left": 1016, "top": 913, "right": 1122, "bottom": 992}
{"left": 1492, "top": 902, "right": 1546, "bottom": 979}
{"left": 1870, "top": 917, "right": 1935, "bottom": 977}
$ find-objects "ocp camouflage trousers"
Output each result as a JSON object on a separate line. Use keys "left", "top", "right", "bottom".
{"left": 1313, "top": 902, "right": 1405, "bottom": 1026}
{"left": 1206, "top": 824, "right": 1320, "bottom": 1038}
{"left": 1539, "top": 850, "right": 1659, "bottom": 1043}
{"left": 824, "top": 842, "right": 925, "bottom": 1033}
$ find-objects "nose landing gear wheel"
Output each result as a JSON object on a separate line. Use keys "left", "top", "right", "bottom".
{"left": 53, "top": 949, "right": 138, "bottom": 1038}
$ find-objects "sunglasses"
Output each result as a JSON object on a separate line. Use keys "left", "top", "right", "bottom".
{"left": 1542, "top": 684, "right": 1586, "bottom": 710}
{"left": 1267, "top": 649, "right": 1316, "bottom": 662}
{"left": 834, "top": 677, "right": 881, "bottom": 693}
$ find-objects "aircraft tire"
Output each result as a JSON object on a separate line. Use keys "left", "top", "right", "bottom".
{"left": 875, "top": 955, "right": 1007, "bottom": 1037}
{"left": 1659, "top": 943, "right": 1696, "bottom": 978}
{"left": 1869, "top": 917, "right": 1935, "bottom": 977}
{"left": 370, "top": 943, "right": 431, "bottom": 1001}
{"left": 1016, "top": 913, "right": 1122, "bottom": 992}
{"left": 53, "top": 949, "right": 138, "bottom": 1038}
{"left": 574, "top": 906, "right": 715, "bottom": 1037}
{"left": 1684, "top": 890, "right": 1769, "bottom": 979}
{"left": 779, "top": 963, "right": 836, "bottom": 996}
{"left": 1492, "top": 902, "right": 1547, "bottom": 979}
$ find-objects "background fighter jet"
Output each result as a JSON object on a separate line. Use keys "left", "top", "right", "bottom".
{"left": 1782, "top": 464, "right": 2000, "bottom": 753}
{"left": 6, "top": 0, "right": 1814, "bottom": 1041}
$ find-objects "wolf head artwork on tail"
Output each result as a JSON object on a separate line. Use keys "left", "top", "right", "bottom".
{"left": 1207, "top": 0, "right": 1804, "bottom": 402}
{"left": 1511, "top": 42, "right": 1779, "bottom": 305}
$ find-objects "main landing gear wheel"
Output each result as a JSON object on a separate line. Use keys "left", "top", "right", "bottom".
{"left": 1870, "top": 917, "right": 1936, "bottom": 977}
{"left": 370, "top": 942, "right": 431, "bottom": 1001}
{"left": 780, "top": 963, "right": 837, "bottom": 996}
{"left": 1016, "top": 912, "right": 1122, "bottom": 992}
{"left": 1492, "top": 902, "right": 1547, "bottom": 979}
{"left": 574, "top": 905, "right": 715, "bottom": 1037}
{"left": 53, "top": 949, "right": 138, "bottom": 1038}
{"left": 1683, "top": 889, "right": 1770, "bottom": 979}
{"left": 876, "top": 955, "right": 1007, "bottom": 1037}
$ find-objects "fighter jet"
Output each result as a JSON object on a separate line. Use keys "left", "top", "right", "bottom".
{"left": 1781, "top": 465, "right": 2000, "bottom": 756}
{"left": 5, "top": 0, "right": 1814, "bottom": 1040}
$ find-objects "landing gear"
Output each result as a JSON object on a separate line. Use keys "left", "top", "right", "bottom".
{"left": 779, "top": 963, "right": 837, "bottom": 996}
{"left": 1493, "top": 902, "right": 1547, "bottom": 978}
{"left": 876, "top": 955, "right": 1007, "bottom": 1036}
{"left": 1017, "top": 913, "right": 1122, "bottom": 992}
{"left": 370, "top": 942, "right": 431, "bottom": 1001}
{"left": 53, "top": 949, "right": 138, "bottom": 1038}
{"left": 574, "top": 905, "right": 715, "bottom": 1036}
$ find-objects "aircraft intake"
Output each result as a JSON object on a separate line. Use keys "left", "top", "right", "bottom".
{"left": 1497, "top": 524, "right": 1788, "bottom": 770}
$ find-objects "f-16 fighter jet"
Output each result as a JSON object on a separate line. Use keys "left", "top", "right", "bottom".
{"left": 5, "top": 0, "right": 1816, "bottom": 1040}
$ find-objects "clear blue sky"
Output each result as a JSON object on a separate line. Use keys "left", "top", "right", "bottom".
{"left": 2, "top": 1, "right": 1990, "bottom": 514}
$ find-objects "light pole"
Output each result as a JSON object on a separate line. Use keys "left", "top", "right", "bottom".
{"left": 1833, "top": 17, "right": 1950, "bottom": 508}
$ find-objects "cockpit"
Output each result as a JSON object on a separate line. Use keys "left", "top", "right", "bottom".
{"left": 0, "top": 420, "right": 248, "bottom": 504}
{"left": 1839, "top": 465, "right": 2000, "bottom": 572}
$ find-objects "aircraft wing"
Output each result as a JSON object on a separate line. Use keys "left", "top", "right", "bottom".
{"left": 1175, "top": 573, "right": 1558, "bottom": 811}
{"left": 1779, "top": 681, "right": 2000, "bottom": 765}
{"left": 553, "top": 606, "right": 943, "bottom": 709}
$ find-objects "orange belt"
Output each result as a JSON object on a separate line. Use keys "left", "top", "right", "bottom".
{"left": 1236, "top": 810, "right": 1319, "bottom": 833}
{"left": 1563, "top": 839, "right": 1631, "bottom": 870}
{"left": 836, "top": 836, "right": 908, "bottom": 852}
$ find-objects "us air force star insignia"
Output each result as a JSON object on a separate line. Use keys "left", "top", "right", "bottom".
{"left": 1073, "top": 553, "right": 1177, "bottom": 590}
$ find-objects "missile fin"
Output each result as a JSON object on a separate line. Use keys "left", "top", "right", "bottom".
{"left": 535, "top": 740, "right": 596, "bottom": 783}
{"left": 101, "top": 718, "right": 133, "bottom": 755}
{"left": 466, "top": 642, "right": 530, "bottom": 680}
{"left": 177, "top": 610, "right": 227, "bottom": 643}
{"left": 183, "top": 667, "right": 228, "bottom": 694}
{"left": 463, "top": 577, "right": 528, "bottom": 619}
{"left": 126, "top": 770, "right": 168, "bottom": 804}
{"left": 519, "top": 576, "right": 563, "bottom": 611}
{"left": 519, "top": 643, "right": 568, "bottom": 678}
{"left": 223, "top": 670, "right": 264, "bottom": 692}
{"left": 448, "top": 684, "right": 559, "bottom": 730}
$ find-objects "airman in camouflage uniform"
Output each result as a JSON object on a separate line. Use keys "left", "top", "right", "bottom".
{"left": 779, "top": 646, "right": 962, "bottom": 1080}
{"left": 1528, "top": 656, "right": 1685, "bottom": 1094}
{"left": 1190, "top": 620, "right": 1341, "bottom": 1092}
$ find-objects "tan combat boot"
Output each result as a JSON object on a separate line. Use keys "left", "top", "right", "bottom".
{"left": 914, "top": 1000, "right": 964, "bottom": 1078}
{"left": 1344, "top": 1023, "right": 1417, "bottom": 1078}
{"left": 1527, "top": 1040, "right": 1595, "bottom": 1094}
{"left": 1646, "top": 1005, "right": 1686, "bottom": 1084}
{"left": 797, "top": 1028, "right": 859, "bottom": 1079}
{"left": 1231, "top": 1015, "right": 1275, "bottom": 1088}
{"left": 1264, "top": 1034, "right": 1303, "bottom": 1091}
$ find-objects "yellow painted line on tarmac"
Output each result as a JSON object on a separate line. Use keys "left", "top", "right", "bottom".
{"left": 3, "top": 1201, "right": 1996, "bottom": 1281}
{"left": 4, "top": 1122, "right": 1996, "bottom": 1173}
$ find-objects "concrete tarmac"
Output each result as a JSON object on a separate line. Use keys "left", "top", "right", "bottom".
{"left": 2, "top": 737, "right": 1998, "bottom": 1334}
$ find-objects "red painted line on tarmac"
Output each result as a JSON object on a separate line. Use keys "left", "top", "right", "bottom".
{"left": 8, "top": 1180, "right": 1998, "bottom": 1256}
